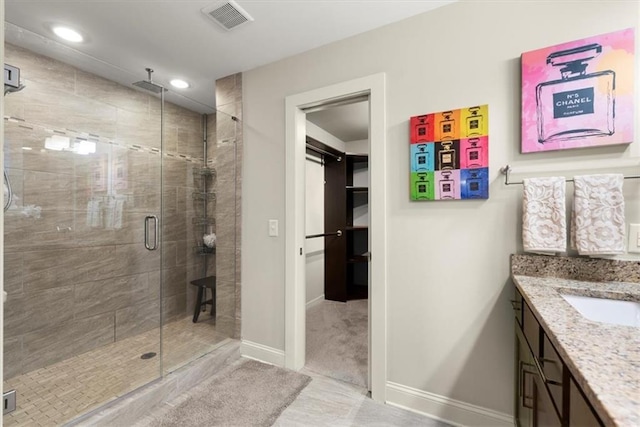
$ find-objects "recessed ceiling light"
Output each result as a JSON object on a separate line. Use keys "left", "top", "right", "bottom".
{"left": 52, "top": 26, "right": 83, "bottom": 42}
{"left": 170, "top": 79, "right": 190, "bottom": 89}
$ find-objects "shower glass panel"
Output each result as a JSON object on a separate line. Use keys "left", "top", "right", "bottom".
{"left": 160, "top": 97, "right": 238, "bottom": 375}
{"left": 3, "top": 23, "right": 239, "bottom": 425}
{"left": 3, "top": 43, "right": 163, "bottom": 425}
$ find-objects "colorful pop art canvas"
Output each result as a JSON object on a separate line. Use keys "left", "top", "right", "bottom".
{"left": 410, "top": 105, "right": 489, "bottom": 201}
{"left": 521, "top": 28, "right": 635, "bottom": 153}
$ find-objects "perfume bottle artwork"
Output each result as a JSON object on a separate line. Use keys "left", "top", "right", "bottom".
{"left": 436, "top": 170, "right": 460, "bottom": 200}
{"left": 436, "top": 140, "right": 460, "bottom": 171}
{"left": 412, "top": 172, "right": 434, "bottom": 200}
{"left": 411, "top": 143, "right": 435, "bottom": 172}
{"left": 464, "top": 107, "right": 484, "bottom": 137}
{"left": 521, "top": 28, "right": 634, "bottom": 153}
{"left": 439, "top": 141, "right": 455, "bottom": 170}
{"left": 467, "top": 140, "right": 481, "bottom": 167}
{"left": 459, "top": 137, "right": 489, "bottom": 172}
{"left": 461, "top": 168, "right": 488, "bottom": 199}
{"left": 536, "top": 43, "right": 614, "bottom": 143}
{"left": 410, "top": 104, "right": 488, "bottom": 201}
{"left": 410, "top": 114, "right": 435, "bottom": 143}
{"left": 439, "top": 112, "right": 455, "bottom": 140}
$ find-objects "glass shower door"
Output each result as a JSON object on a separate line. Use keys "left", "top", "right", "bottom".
{"left": 3, "top": 42, "right": 163, "bottom": 425}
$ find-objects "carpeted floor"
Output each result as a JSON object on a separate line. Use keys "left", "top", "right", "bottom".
{"left": 146, "top": 359, "right": 311, "bottom": 427}
{"left": 305, "top": 299, "right": 368, "bottom": 388}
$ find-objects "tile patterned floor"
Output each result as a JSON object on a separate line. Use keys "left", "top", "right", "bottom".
{"left": 3, "top": 316, "right": 228, "bottom": 427}
{"left": 274, "top": 369, "right": 451, "bottom": 427}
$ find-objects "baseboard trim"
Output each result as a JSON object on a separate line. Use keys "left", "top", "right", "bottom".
{"left": 386, "top": 381, "right": 513, "bottom": 427}
{"left": 306, "top": 294, "right": 325, "bottom": 309}
{"left": 240, "top": 340, "right": 285, "bottom": 367}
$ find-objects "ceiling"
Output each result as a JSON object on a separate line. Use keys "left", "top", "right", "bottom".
{"left": 307, "top": 101, "right": 369, "bottom": 142}
{"left": 5, "top": 0, "right": 456, "bottom": 115}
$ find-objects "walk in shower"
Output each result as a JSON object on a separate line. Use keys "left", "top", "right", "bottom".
{"left": 2, "top": 23, "right": 240, "bottom": 425}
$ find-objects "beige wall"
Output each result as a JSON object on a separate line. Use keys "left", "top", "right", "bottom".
{"left": 242, "top": 0, "right": 640, "bottom": 418}
{"left": 3, "top": 43, "right": 206, "bottom": 378}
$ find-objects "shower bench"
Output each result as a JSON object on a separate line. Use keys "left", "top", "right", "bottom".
{"left": 190, "top": 275, "right": 216, "bottom": 323}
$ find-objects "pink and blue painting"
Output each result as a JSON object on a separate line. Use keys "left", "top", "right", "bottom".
{"left": 521, "top": 28, "right": 635, "bottom": 153}
{"left": 410, "top": 105, "right": 489, "bottom": 201}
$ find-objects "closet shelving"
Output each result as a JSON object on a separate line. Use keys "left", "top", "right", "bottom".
{"left": 308, "top": 135, "right": 370, "bottom": 302}
{"left": 345, "top": 154, "right": 369, "bottom": 301}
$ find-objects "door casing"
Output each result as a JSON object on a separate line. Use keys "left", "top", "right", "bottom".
{"left": 284, "top": 73, "right": 387, "bottom": 401}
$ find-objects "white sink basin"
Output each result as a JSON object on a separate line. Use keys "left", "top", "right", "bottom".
{"left": 560, "top": 294, "right": 640, "bottom": 327}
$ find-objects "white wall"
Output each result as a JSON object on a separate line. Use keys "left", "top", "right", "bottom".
{"left": 346, "top": 138, "right": 369, "bottom": 155}
{"left": 242, "top": 0, "right": 640, "bottom": 419}
{"left": 305, "top": 156, "right": 325, "bottom": 304}
{"left": 306, "top": 121, "right": 346, "bottom": 152}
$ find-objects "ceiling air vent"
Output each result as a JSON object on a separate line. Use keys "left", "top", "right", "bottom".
{"left": 202, "top": 1, "right": 254, "bottom": 31}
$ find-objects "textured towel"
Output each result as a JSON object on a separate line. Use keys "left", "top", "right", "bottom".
{"left": 87, "top": 199, "right": 103, "bottom": 228}
{"left": 573, "top": 174, "right": 625, "bottom": 255}
{"left": 522, "top": 177, "right": 566, "bottom": 254}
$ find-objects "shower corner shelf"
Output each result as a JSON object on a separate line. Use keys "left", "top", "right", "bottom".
{"left": 192, "top": 217, "right": 216, "bottom": 226}
{"left": 192, "top": 191, "right": 217, "bottom": 201}
{"left": 194, "top": 245, "right": 216, "bottom": 255}
{"left": 193, "top": 166, "right": 216, "bottom": 177}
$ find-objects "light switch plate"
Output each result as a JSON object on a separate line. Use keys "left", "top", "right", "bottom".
{"left": 268, "top": 219, "right": 279, "bottom": 237}
{"left": 628, "top": 224, "right": 640, "bottom": 253}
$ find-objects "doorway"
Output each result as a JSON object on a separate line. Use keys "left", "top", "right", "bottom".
{"left": 284, "top": 73, "right": 387, "bottom": 401}
{"left": 304, "top": 100, "right": 370, "bottom": 388}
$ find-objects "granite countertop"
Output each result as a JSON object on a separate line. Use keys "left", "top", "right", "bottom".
{"left": 513, "top": 275, "right": 640, "bottom": 426}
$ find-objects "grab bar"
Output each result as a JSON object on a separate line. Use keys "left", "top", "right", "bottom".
{"left": 4, "top": 170, "right": 12, "bottom": 212}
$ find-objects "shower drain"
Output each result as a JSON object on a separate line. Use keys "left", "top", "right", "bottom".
{"left": 140, "top": 352, "right": 157, "bottom": 360}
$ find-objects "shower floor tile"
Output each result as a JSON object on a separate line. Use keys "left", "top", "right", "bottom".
{"left": 3, "top": 316, "right": 228, "bottom": 427}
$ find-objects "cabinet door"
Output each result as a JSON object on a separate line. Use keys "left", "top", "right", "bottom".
{"left": 523, "top": 302, "right": 540, "bottom": 356}
{"left": 542, "top": 335, "right": 563, "bottom": 418}
{"left": 534, "top": 374, "right": 562, "bottom": 427}
{"left": 513, "top": 289, "right": 524, "bottom": 326}
{"left": 516, "top": 331, "right": 534, "bottom": 427}
{"left": 569, "top": 379, "right": 602, "bottom": 427}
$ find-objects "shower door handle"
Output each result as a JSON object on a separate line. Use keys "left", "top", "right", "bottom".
{"left": 144, "top": 215, "right": 159, "bottom": 250}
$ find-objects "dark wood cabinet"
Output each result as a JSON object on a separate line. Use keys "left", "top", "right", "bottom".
{"left": 513, "top": 288, "right": 603, "bottom": 427}
{"left": 308, "top": 136, "right": 368, "bottom": 302}
{"left": 345, "top": 154, "right": 368, "bottom": 300}
{"left": 320, "top": 139, "right": 347, "bottom": 302}
{"left": 568, "top": 379, "right": 601, "bottom": 427}
{"left": 534, "top": 374, "right": 562, "bottom": 427}
{"left": 516, "top": 329, "right": 535, "bottom": 427}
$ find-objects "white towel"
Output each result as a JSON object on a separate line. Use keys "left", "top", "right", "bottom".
{"left": 573, "top": 174, "right": 625, "bottom": 255}
{"left": 113, "top": 198, "right": 125, "bottom": 230}
{"left": 522, "top": 177, "right": 567, "bottom": 254}
{"left": 87, "top": 199, "right": 103, "bottom": 228}
{"left": 104, "top": 197, "right": 117, "bottom": 230}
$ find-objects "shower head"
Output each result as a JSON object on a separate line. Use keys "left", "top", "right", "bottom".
{"left": 133, "top": 68, "right": 166, "bottom": 94}
{"left": 4, "top": 63, "right": 25, "bottom": 96}
{"left": 4, "top": 83, "right": 25, "bottom": 96}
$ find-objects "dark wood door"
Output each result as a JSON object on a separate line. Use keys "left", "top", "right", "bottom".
{"left": 307, "top": 137, "right": 346, "bottom": 302}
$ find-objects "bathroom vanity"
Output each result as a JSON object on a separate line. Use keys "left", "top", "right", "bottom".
{"left": 510, "top": 255, "right": 640, "bottom": 427}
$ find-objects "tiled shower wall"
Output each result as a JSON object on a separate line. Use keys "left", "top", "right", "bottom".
{"left": 211, "top": 73, "right": 242, "bottom": 339}
{"left": 2, "top": 44, "right": 207, "bottom": 379}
